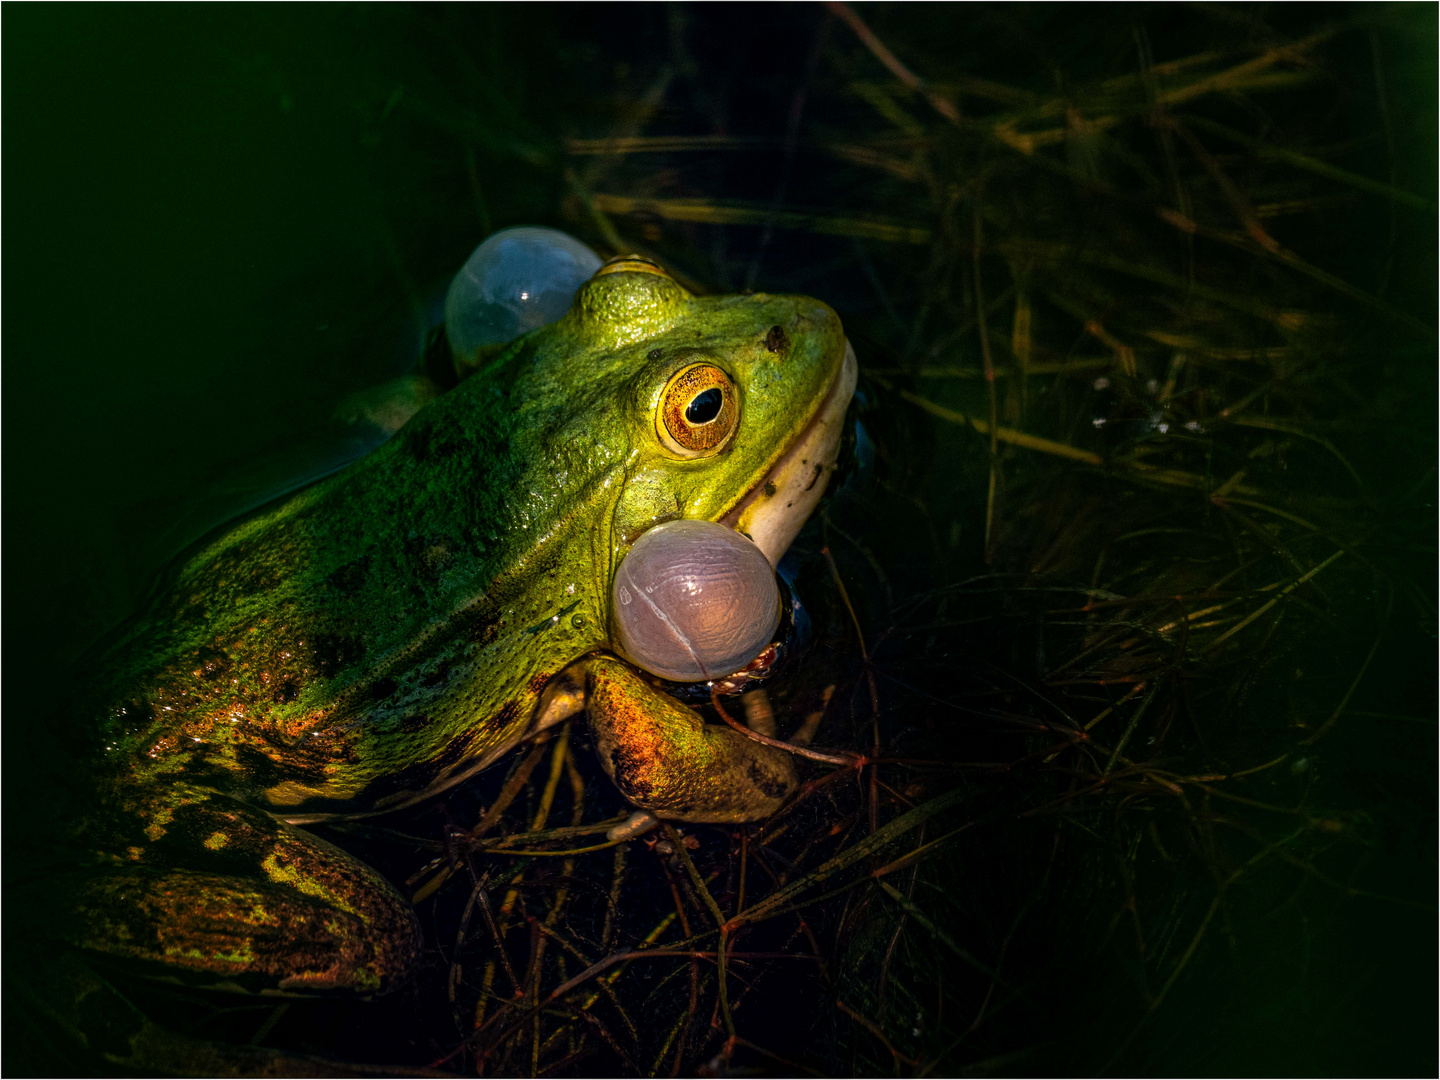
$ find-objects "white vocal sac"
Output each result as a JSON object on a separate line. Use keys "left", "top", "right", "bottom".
{"left": 611, "top": 519, "right": 781, "bottom": 683}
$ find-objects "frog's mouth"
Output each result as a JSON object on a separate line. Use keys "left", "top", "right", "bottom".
{"left": 720, "top": 339, "right": 857, "bottom": 566}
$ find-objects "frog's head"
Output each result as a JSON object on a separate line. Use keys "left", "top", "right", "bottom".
{"left": 520, "top": 255, "right": 855, "bottom": 572}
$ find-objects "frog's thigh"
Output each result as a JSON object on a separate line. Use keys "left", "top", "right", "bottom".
{"left": 582, "top": 655, "right": 797, "bottom": 824}
{"left": 68, "top": 791, "right": 420, "bottom": 995}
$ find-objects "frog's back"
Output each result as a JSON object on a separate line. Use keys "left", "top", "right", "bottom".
{"left": 71, "top": 356, "right": 604, "bottom": 821}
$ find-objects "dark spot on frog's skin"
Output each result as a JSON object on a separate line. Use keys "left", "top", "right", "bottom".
{"left": 492, "top": 700, "right": 520, "bottom": 729}
{"left": 409, "top": 422, "right": 463, "bottom": 463}
{"left": 421, "top": 660, "right": 456, "bottom": 688}
{"left": 406, "top": 535, "right": 456, "bottom": 579}
{"left": 273, "top": 680, "right": 300, "bottom": 704}
{"left": 745, "top": 759, "right": 789, "bottom": 799}
{"left": 803, "top": 463, "right": 824, "bottom": 492}
{"left": 184, "top": 754, "right": 248, "bottom": 791}
{"left": 178, "top": 601, "right": 209, "bottom": 627}
{"left": 763, "top": 481, "right": 777, "bottom": 498}
{"left": 233, "top": 745, "right": 290, "bottom": 788}
{"left": 647, "top": 348, "right": 664, "bottom": 361}
{"left": 370, "top": 677, "right": 399, "bottom": 701}
{"left": 609, "top": 743, "right": 657, "bottom": 802}
{"left": 434, "top": 729, "right": 477, "bottom": 770}
{"left": 764, "top": 325, "right": 788, "bottom": 353}
{"left": 527, "top": 671, "right": 553, "bottom": 695}
{"left": 310, "top": 634, "right": 364, "bottom": 680}
{"left": 193, "top": 646, "right": 231, "bottom": 682}
{"left": 327, "top": 556, "right": 370, "bottom": 595}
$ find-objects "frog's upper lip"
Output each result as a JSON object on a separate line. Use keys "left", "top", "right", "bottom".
{"left": 718, "top": 339, "right": 857, "bottom": 564}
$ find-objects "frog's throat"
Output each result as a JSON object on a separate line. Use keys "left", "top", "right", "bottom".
{"left": 721, "top": 339, "right": 857, "bottom": 566}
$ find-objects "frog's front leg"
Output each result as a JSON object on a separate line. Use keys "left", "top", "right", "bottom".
{"left": 577, "top": 655, "right": 798, "bottom": 823}
{"left": 62, "top": 784, "right": 421, "bottom": 995}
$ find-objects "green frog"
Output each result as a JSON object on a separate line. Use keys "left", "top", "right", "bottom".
{"left": 43, "top": 255, "right": 856, "bottom": 1006}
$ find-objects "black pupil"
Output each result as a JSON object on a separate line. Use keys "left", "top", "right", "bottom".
{"left": 685, "top": 388, "right": 723, "bottom": 425}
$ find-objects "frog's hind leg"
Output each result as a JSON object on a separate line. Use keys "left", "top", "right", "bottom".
{"left": 581, "top": 655, "right": 798, "bottom": 824}
{"left": 59, "top": 785, "right": 421, "bottom": 997}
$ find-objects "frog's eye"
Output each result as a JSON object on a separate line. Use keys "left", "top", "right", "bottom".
{"left": 656, "top": 363, "right": 739, "bottom": 457}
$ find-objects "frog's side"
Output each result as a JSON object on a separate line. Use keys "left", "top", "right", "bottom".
{"left": 42, "top": 259, "right": 853, "bottom": 1014}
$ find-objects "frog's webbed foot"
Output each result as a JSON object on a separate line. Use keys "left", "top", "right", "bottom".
{"left": 579, "top": 655, "right": 798, "bottom": 824}
{"left": 60, "top": 786, "right": 421, "bottom": 996}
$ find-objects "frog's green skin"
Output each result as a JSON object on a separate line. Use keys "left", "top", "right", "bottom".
{"left": 49, "top": 262, "right": 850, "bottom": 1012}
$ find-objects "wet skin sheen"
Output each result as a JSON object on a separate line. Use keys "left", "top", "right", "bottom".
{"left": 49, "top": 260, "right": 851, "bottom": 998}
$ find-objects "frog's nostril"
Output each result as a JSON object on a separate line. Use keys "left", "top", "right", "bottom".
{"left": 764, "top": 325, "right": 789, "bottom": 353}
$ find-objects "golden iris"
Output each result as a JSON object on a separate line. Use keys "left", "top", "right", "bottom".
{"left": 657, "top": 363, "right": 738, "bottom": 455}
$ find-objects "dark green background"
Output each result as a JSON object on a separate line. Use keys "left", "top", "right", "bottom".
{"left": 6, "top": 6, "right": 545, "bottom": 677}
